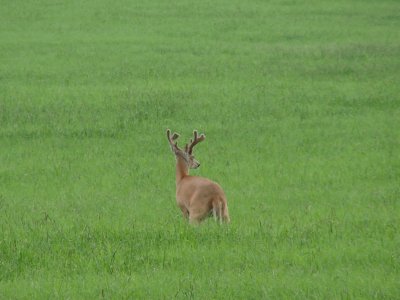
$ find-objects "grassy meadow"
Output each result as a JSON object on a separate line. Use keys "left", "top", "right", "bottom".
{"left": 1, "top": 0, "right": 399, "bottom": 298}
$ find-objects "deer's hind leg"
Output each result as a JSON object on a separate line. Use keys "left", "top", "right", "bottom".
{"left": 212, "top": 201, "right": 222, "bottom": 224}
{"left": 179, "top": 204, "right": 189, "bottom": 220}
{"left": 188, "top": 206, "right": 210, "bottom": 224}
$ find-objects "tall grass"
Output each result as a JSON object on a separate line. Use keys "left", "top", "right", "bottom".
{"left": 1, "top": 0, "right": 399, "bottom": 298}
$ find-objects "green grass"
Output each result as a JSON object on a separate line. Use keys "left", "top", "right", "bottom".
{"left": 1, "top": 0, "right": 399, "bottom": 298}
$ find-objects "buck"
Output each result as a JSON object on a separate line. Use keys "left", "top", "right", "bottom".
{"left": 166, "top": 129, "right": 230, "bottom": 224}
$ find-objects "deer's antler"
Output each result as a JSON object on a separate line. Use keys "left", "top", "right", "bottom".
{"left": 187, "top": 130, "right": 205, "bottom": 154}
{"left": 167, "top": 129, "right": 182, "bottom": 152}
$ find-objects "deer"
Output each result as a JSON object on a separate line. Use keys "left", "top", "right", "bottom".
{"left": 166, "top": 129, "right": 230, "bottom": 224}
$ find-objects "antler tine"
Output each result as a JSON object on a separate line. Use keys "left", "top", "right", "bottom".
{"left": 188, "top": 130, "right": 205, "bottom": 154}
{"left": 166, "top": 129, "right": 181, "bottom": 151}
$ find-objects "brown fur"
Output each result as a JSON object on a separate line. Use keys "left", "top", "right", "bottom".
{"left": 167, "top": 129, "right": 230, "bottom": 224}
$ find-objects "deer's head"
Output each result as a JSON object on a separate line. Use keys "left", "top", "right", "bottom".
{"left": 167, "top": 129, "right": 205, "bottom": 169}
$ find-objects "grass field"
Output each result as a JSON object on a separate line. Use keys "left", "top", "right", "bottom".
{"left": 1, "top": 0, "right": 399, "bottom": 298}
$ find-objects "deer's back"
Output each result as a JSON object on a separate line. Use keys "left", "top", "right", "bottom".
{"left": 177, "top": 176, "right": 225, "bottom": 205}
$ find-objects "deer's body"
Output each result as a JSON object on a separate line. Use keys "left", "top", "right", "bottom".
{"left": 167, "top": 129, "right": 230, "bottom": 224}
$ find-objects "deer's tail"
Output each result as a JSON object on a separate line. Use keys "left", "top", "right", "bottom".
{"left": 213, "top": 198, "right": 230, "bottom": 224}
{"left": 221, "top": 199, "right": 230, "bottom": 223}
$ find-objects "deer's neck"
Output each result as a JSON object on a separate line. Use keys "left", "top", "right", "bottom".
{"left": 175, "top": 156, "right": 189, "bottom": 185}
